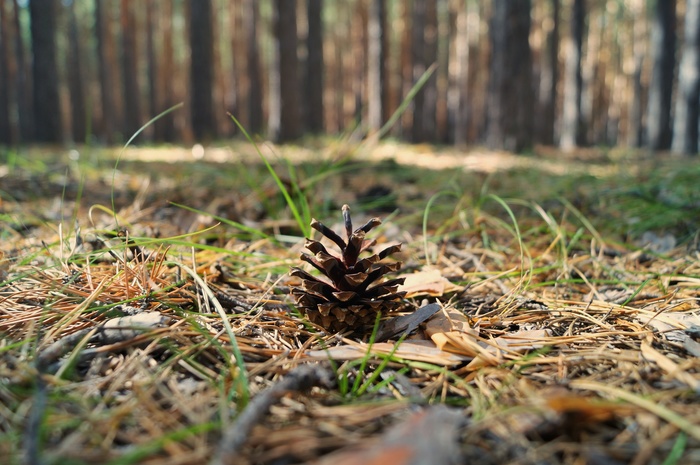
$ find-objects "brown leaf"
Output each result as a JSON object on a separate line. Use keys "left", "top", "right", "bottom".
{"left": 305, "top": 340, "right": 469, "bottom": 366}
{"left": 397, "top": 268, "right": 462, "bottom": 298}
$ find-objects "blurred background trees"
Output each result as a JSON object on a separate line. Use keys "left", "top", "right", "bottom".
{"left": 0, "top": 0, "right": 698, "bottom": 155}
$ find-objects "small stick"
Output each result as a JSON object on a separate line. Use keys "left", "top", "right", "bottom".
{"left": 210, "top": 364, "right": 335, "bottom": 465}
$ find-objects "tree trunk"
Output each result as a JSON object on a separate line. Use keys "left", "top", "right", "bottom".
{"left": 411, "top": 0, "right": 435, "bottom": 142}
{"left": 422, "top": 0, "right": 438, "bottom": 141}
{"left": 671, "top": 0, "right": 700, "bottom": 155}
{"left": 12, "top": 0, "right": 32, "bottom": 142}
{"left": 536, "top": 0, "right": 559, "bottom": 146}
{"left": 0, "top": 0, "right": 13, "bottom": 144}
{"left": 244, "top": 0, "right": 263, "bottom": 134}
{"left": 305, "top": 0, "right": 324, "bottom": 133}
{"left": 189, "top": 0, "right": 215, "bottom": 141}
{"left": 212, "top": 2, "right": 227, "bottom": 137}
{"left": 29, "top": 0, "right": 62, "bottom": 143}
{"left": 68, "top": 2, "right": 87, "bottom": 143}
{"left": 145, "top": 0, "right": 158, "bottom": 133}
{"left": 120, "top": 0, "right": 141, "bottom": 139}
{"left": 486, "top": 0, "right": 533, "bottom": 151}
{"left": 646, "top": 0, "right": 676, "bottom": 151}
{"left": 560, "top": 0, "right": 585, "bottom": 151}
{"left": 398, "top": 0, "right": 412, "bottom": 137}
{"left": 157, "top": 0, "right": 176, "bottom": 142}
{"left": 269, "top": 0, "right": 301, "bottom": 142}
{"left": 447, "top": 0, "right": 466, "bottom": 144}
{"left": 95, "top": 0, "right": 119, "bottom": 143}
{"left": 367, "top": 0, "right": 386, "bottom": 134}
{"left": 626, "top": 0, "right": 645, "bottom": 148}
{"left": 351, "top": 0, "right": 366, "bottom": 129}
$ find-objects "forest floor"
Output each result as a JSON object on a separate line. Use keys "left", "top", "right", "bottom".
{"left": 2, "top": 140, "right": 700, "bottom": 464}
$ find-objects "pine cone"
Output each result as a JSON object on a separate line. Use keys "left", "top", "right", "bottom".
{"left": 290, "top": 205, "right": 406, "bottom": 332}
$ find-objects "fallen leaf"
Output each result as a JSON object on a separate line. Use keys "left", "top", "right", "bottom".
{"left": 397, "top": 268, "right": 463, "bottom": 298}
{"left": 305, "top": 340, "right": 469, "bottom": 366}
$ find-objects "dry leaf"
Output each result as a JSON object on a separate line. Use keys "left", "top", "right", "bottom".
{"left": 397, "top": 268, "right": 462, "bottom": 298}
{"left": 305, "top": 340, "right": 469, "bottom": 366}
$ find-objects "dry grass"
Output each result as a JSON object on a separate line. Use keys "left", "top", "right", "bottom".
{"left": 1, "top": 145, "right": 700, "bottom": 464}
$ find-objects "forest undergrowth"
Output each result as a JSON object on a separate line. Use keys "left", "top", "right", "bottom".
{"left": 1, "top": 143, "right": 700, "bottom": 464}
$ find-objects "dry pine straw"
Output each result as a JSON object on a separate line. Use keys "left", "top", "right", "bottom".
{"left": 1, "top": 221, "right": 700, "bottom": 465}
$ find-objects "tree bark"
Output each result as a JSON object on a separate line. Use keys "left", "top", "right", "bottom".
{"left": 422, "top": 0, "right": 438, "bottom": 141}
{"left": 0, "top": 0, "right": 13, "bottom": 144}
{"left": 29, "top": 0, "right": 62, "bottom": 143}
{"left": 672, "top": 0, "right": 700, "bottom": 155}
{"left": 95, "top": 0, "right": 118, "bottom": 143}
{"left": 486, "top": 0, "right": 533, "bottom": 151}
{"left": 626, "top": 0, "right": 645, "bottom": 148}
{"left": 447, "top": 0, "right": 470, "bottom": 145}
{"left": 12, "top": 0, "right": 32, "bottom": 142}
{"left": 120, "top": 0, "right": 141, "bottom": 139}
{"left": 560, "top": 0, "right": 585, "bottom": 151}
{"left": 411, "top": 0, "right": 434, "bottom": 142}
{"left": 145, "top": 0, "right": 158, "bottom": 133}
{"left": 269, "top": 0, "right": 301, "bottom": 142}
{"left": 536, "top": 0, "right": 559, "bottom": 146}
{"left": 68, "top": 2, "right": 87, "bottom": 143}
{"left": 157, "top": 0, "right": 176, "bottom": 142}
{"left": 646, "top": 0, "right": 676, "bottom": 150}
{"left": 189, "top": 0, "right": 215, "bottom": 141}
{"left": 305, "top": 0, "right": 324, "bottom": 133}
{"left": 367, "top": 0, "right": 386, "bottom": 134}
{"left": 243, "top": 0, "right": 263, "bottom": 134}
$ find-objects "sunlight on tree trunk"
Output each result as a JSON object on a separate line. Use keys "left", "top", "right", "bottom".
{"left": 672, "top": 0, "right": 700, "bottom": 155}
{"left": 269, "top": 0, "right": 301, "bottom": 143}
{"left": 646, "top": 0, "right": 676, "bottom": 151}
{"left": 486, "top": 0, "right": 533, "bottom": 152}
{"left": 560, "top": 0, "right": 585, "bottom": 151}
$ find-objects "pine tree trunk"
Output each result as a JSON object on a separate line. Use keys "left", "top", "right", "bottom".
{"left": 68, "top": 2, "right": 87, "bottom": 143}
{"left": 244, "top": 0, "right": 262, "bottom": 134}
{"left": 671, "top": 0, "right": 700, "bottom": 155}
{"left": 536, "top": 0, "right": 559, "bottom": 146}
{"left": 646, "top": 0, "right": 676, "bottom": 151}
{"left": 560, "top": 0, "right": 585, "bottom": 151}
{"left": 367, "top": 0, "right": 385, "bottom": 134}
{"left": 158, "top": 1, "right": 176, "bottom": 142}
{"left": 189, "top": 0, "right": 215, "bottom": 141}
{"left": 0, "top": 0, "right": 13, "bottom": 144}
{"left": 422, "top": 0, "right": 438, "bottom": 141}
{"left": 411, "top": 0, "right": 426, "bottom": 142}
{"left": 269, "top": 0, "right": 301, "bottom": 142}
{"left": 626, "top": 0, "right": 645, "bottom": 148}
{"left": 29, "top": 0, "right": 62, "bottom": 142}
{"left": 145, "top": 0, "right": 158, "bottom": 133}
{"left": 95, "top": 0, "right": 118, "bottom": 143}
{"left": 305, "top": 0, "right": 324, "bottom": 133}
{"left": 486, "top": 0, "right": 533, "bottom": 151}
{"left": 12, "top": 0, "right": 32, "bottom": 142}
{"left": 120, "top": 0, "right": 141, "bottom": 139}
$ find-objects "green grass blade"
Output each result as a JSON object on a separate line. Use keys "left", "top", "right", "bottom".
{"left": 228, "top": 113, "right": 310, "bottom": 237}
{"left": 110, "top": 103, "right": 185, "bottom": 227}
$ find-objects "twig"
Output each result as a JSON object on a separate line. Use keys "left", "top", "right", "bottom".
{"left": 36, "top": 312, "right": 170, "bottom": 370}
{"left": 210, "top": 364, "right": 335, "bottom": 465}
{"left": 24, "top": 372, "right": 48, "bottom": 465}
